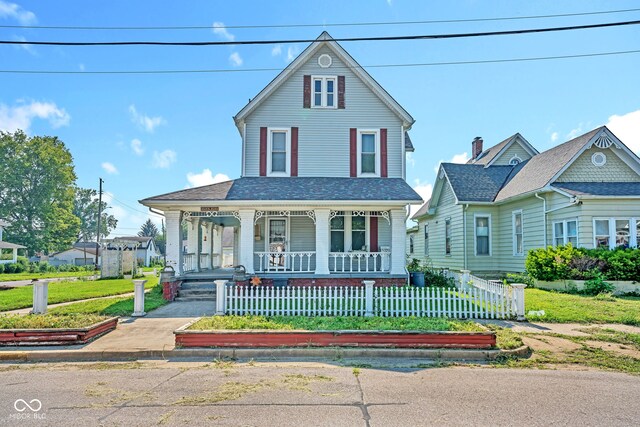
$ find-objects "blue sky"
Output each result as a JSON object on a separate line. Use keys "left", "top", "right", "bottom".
{"left": 1, "top": 0, "right": 639, "bottom": 236}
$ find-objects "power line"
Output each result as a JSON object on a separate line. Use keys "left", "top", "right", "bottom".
{"left": 2, "top": 19, "right": 639, "bottom": 46}
{"left": 108, "top": 195, "right": 163, "bottom": 217}
{"left": 2, "top": 7, "right": 639, "bottom": 30}
{"left": 1, "top": 48, "right": 638, "bottom": 75}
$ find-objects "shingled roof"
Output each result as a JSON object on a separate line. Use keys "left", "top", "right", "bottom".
{"left": 467, "top": 134, "right": 516, "bottom": 166}
{"left": 141, "top": 177, "right": 422, "bottom": 203}
{"left": 442, "top": 163, "right": 514, "bottom": 202}
{"left": 551, "top": 182, "right": 640, "bottom": 196}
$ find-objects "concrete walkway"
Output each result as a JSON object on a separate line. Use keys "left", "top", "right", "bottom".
{"left": 477, "top": 319, "right": 640, "bottom": 335}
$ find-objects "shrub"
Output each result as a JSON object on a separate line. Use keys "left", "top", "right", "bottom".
{"left": 583, "top": 275, "right": 615, "bottom": 296}
{"left": 504, "top": 272, "right": 535, "bottom": 287}
{"left": 3, "top": 263, "right": 17, "bottom": 274}
{"left": 0, "top": 264, "right": 4, "bottom": 274}
{"left": 423, "top": 268, "right": 456, "bottom": 288}
{"left": 525, "top": 244, "right": 580, "bottom": 281}
{"left": 38, "top": 262, "right": 49, "bottom": 273}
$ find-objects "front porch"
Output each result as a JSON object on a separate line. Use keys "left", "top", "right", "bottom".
{"left": 165, "top": 207, "right": 408, "bottom": 280}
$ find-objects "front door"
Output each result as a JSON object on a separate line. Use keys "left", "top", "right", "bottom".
{"left": 268, "top": 218, "right": 287, "bottom": 270}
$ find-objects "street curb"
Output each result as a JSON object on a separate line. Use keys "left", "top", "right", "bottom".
{"left": 0, "top": 345, "right": 530, "bottom": 363}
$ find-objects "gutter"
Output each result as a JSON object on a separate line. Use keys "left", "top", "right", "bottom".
{"left": 534, "top": 193, "right": 547, "bottom": 247}
{"left": 545, "top": 197, "right": 580, "bottom": 214}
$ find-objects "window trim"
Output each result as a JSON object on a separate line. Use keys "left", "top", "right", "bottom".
{"left": 592, "top": 217, "right": 638, "bottom": 249}
{"left": 328, "top": 212, "right": 370, "bottom": 253}
{"left": 509, "top": 155, "right": 522, "bottom": 166}
{"left": 512, "top": 210, "right": 524, "bottom": 256}
{"left": 311, "top": 75, "right": 337, "bottom": 109}
{"left": 357, "top": 129, "right": 380, "bottom": 177}
{"left": 473, "top": 213, "right": 492, "bottom": 257}
{"left": 444, "top": 218, "right": 452, "bottom": 256}
{"left": 552, "top": 218, "right": 578, "bottom": 247}
{"left": 424, "top": 223, "right": 429, "bottom": 257}
{"left": 266, "top": 127, "right": 291, "bottom": 177}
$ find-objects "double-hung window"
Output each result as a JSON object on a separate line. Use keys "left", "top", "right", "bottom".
{"left": 312, "top": 76, "right": 337, "bottom": 108}
{"left": 267, "top": 128, "right": 290, "bottom": 176}
{"left": 553, "top": 219, "right": 578, "bottom": 246}
{"left": 358, "top": 130, "right": 379, "bottom": 176}
{"left": 424, "top": 224, "right": 429, "bottom": 256}
{"left": 351, "top": 216, "right": 366, "bottom": 251}
{"left": 513, "top": 211, "right": 523, "bottom": 256}
{"left": 445, "top": 219, "right": 452, "bottom": 255}
{"left": 475, "top": 215, "right": 491, "bottom": 256}
{"left": 330, "top": 216, "right": 345, "bottom": 252}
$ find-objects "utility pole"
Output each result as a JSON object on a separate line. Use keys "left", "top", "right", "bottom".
{"left": 95, "top": 178, "right": 104, "bottom": 268}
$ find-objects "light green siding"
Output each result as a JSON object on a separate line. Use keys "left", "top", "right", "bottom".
{"left": 556, "top": 146, "right": 640, "bottom": 182}
{"left": 491, "top": 141, "right": 534, "bottom": 166}
{"left": 464, "top": 206, "right": 500, "bottom": 272}
{"left": 569, "top": 199, "right": 640, "bottom": 248}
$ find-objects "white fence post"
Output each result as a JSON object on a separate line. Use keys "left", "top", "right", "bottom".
{"left": 215, "top": 280, "right": 227, "bottom": 316}
{"left": 132, "top": 279, "right": 147, "bottom": 317}
{"left": 32, "top": 280, "right": 49, "bottom": 314}
{"left": 461, "top": 270, "right": 471, "bottom": 287}
{"left": 511, "top": 283, "right": 527, "bottom": 321}
{"left": 363, "top": 280, "right": 375, "bottom": 317}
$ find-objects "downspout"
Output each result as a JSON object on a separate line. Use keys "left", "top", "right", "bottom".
{"left": 463, "top": 204, "right": 469, "bottom": 270}
{"left": 534, "top": 193, "right": 547, "bottom": 247}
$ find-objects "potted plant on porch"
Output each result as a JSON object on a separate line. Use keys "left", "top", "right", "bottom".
{"left": 407, "top": 258, "right": 425, "bottom": 287}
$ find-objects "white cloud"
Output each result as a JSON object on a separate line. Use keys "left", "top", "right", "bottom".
{"left": 130, "top": 138, "right": 144, "bottom": 156}
{"left": 271, "top": 45, "right": 282, "bottom": 56}
{"left": 152, "top": 149, "right": 177, "bottom": 169}
{"left": 409, "top": 179, "right": 433, "bottom": 218}
{"left": 229, "top": 52, "right": 243, "bottom": 66}
{"left": 12, "top": 35, "right": 36, "bottom": 55}
{"left": 607, "top": 109, "right": 640, "bottom": 154}
{"left": 79, "top": 63, "right": 85, "bottom": 72}
{"left": 286, "top": 45, "right": 300, "bottom": 62}
{"left": 212, "top": 21, "right": 234, "bottom": 41}
{"left": 0, "top": 1, "right": 36, "bottom": 25}
{"left": 406, "top": 152, "right": 415, "bottom": 167}
{"left": 433, "top": 151, "right": 469, "bottom": 174}
{"left": 566, "top": 123, "right": 585, "bottom": 140}
{"left": 101, "top": 162, "right": 118, "bottom": 175}
{"left": 186, "top": 169, "right": 230, "bottom": 188}
{"left": 550, "top": 132, "right": 559, "bottom": 142}
{"left": 0, "top": 100, "right": 70, "bottom": 133}
{"left": 128, "top": 104, "right": 165, "bottom": 133}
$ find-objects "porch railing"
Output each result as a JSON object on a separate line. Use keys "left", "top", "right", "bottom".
{"left": 329, "top": 251, "right": 390, "bottom": 273}
{"left": 183, "top": 253, "right": 197, "bottom": 273}
{"left": 255, "top": 251, "right": 316, "bottom": 273}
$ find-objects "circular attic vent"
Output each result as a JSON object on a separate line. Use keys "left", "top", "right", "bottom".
{"left": 318, "top": 54, "right": 332, "bottom": 68}
{"left": 591, "top": 152, "right": 607, "bottom": 167}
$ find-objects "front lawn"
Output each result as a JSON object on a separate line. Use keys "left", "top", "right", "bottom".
{"left": 0, "top": 270, "right": 95, "bottom": 282}
{"left": 188, "top": 315, "right": 484, "bottom": 332}
{"left": 0, "top": 276, "right": 158, "bottom": 312}
{"left": 525, "top": 288, "right": 640, "bottom": 325}
{"left": 0, "top": 313, "right": 108, "bottom": 329}
{"left": 48, "top": 285, "right": 167, "bottom": 316}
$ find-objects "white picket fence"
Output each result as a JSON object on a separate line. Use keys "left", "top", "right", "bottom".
{"left": 220, "top": 280, "right": 524, "bottom": 319}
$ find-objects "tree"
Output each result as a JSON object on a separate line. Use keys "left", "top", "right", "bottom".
{"left": 0, "top": 130, "right": 79, "bottom": 254}
{"left": 155, "top": 220, "right": 166, "bottom": 255}
{"left": 73, "top": 187, "right": 118, "bottom": 242}
{"left": 138, "top": 219, "right": 159, "bottom": 238}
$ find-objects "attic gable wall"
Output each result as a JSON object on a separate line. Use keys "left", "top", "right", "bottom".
{"left": 556, "top": 146, "right": 640, "bottom": 183}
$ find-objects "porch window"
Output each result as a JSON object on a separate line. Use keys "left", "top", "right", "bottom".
{"left": 553, "top": 219, "right": 577, "bottom": 246}
{"left": 513, "top": 211, "right": 523, "bottom": 256}
{"left": 352, "top": 216, "right": 366, "bottom": 251}
{"left": 267, "top": 129, "right": 290, "bottom": 176}
{"left": 358, "top": 131, "right": 379, "bottom": 176}
{"left": 424, "top": 224, "right": 429, "bottom": 256}
{"left": 445, "top": 218, "right": 451, "bottom": 255}
{"left": 330, "top": 216, "right": 344, "bottom": 252}
{"left": 312, "top": 76, "right": 337, "bottom": 108}
{"left": 475, "top": 215, "right": 491, "bottom": 256}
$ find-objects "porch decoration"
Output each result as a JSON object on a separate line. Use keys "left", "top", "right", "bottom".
{"left": 250, "top": 276, "right": 262, "bottom": 287}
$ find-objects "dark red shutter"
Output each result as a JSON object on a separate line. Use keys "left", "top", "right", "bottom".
{"left": 338, "top": 76, "right": 345, "bottom": 109}
{"left": 380, "top": 128, "right": 388, "bottom": 178}
{"left": 291, "top": 127, "right": 298, "bottom": 177}
{"left": 303, "top": 75, "right": 311, "bottom": 108}
{"left": 259, "top": 127, "right": 267, "bottom": 176}
{"left": 370, "top": 216, "right": 379, "bottom": 252}
{"left": 349, "top": 128, "right": 357, "bottom": 177}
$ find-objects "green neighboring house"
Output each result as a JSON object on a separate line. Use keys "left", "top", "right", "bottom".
{"left": 409, "top": 126, "right": 640, "bottom": 274}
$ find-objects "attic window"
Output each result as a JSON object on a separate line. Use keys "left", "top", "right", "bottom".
{"left": 592, "top": 152, "right": 607, "bottom": 167}
{"left": 509, "top": 155, "right": 522, "bottom": 166}
{"left": 312, "top": 76, "right": 337, "bottom": 108}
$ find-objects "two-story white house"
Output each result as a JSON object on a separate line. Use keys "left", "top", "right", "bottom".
{"left": 140, "top": 32, "right": 422, "bottom": 285}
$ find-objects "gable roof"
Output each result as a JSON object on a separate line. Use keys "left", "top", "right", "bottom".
{"left": 442, "top": 163, "right": 514, "bottom": 202}
{"left": 468, "top": 133, "right": 538, "bottom": 166}
{"left": 551, "top": 182, "right": 640, "bottom": 196}
{"left": 141, "top": 177, "right": 422, "bottom": 204}
{"left": 233, "top": 32, "right": 414, "bottom": 132}
{"left": 411, "top": 198, "right": 431, "bottom": 219}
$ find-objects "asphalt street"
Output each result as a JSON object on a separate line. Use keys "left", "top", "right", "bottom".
{"left": 0, "top": 360, "right": 638, "bottom": 426}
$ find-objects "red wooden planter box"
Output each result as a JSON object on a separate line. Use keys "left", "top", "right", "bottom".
{"left": 174, "top": 326, "right": 496, "bottom": 349}
{"left": 0, "top": 317, "right": 118, "bottom": 346}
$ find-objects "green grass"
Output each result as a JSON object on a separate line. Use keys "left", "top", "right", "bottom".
{"left": 0, "top": 276, "right": 158, "bottom": 312}
{"left": 0, "top": 313, "right": 108, "bottom": 329}
{"left": 485, "top": 325, "right": 524, "bottom": 350}
{"left": 48, "top": 285, "right": 167, "bottom": 316}
{"left": 188, "top": 315, "right": 484, "bottom": 332}
{"left": 525, "top": 288, "right": 640, "bottom": 325}
{"left": 0, "top": 270, "right": 94, "bottom": 282}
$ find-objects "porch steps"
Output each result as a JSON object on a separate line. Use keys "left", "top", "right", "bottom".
{"left": 175, "top": 282, "right": 217, "bottom": 302}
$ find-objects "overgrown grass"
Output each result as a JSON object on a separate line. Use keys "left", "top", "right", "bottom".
{"left": 0, "top": 313, "right": 108, "bottom": 329}
{"left": 0, "top": 276, "right": 158, "bottom": 312}
{"left": 485, "top": 324, "right": 524, "bottom": 350}
{"left": 48, "top": 285, "right": 167, "bottom": 316}
{"left": 525, "top": 288, "right": 640, "bottom": 325}
{"left": 188, "top": 315, "right": 484, "bottom": 332}
{"left": 0, "top": 270, "right": 94, "bottom": 282}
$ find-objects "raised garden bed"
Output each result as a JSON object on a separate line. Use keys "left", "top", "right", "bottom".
{"left": 0, "top": 316, "right": 118, "bottom": 346}
{"left": 175, "top": 316, "right": 496, "bottom": 349}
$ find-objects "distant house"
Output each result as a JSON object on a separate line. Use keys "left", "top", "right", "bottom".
{"left": 0, "top": 220, "right": 26, "bottom": 264}
{"left": 50, "top": 247, "right": 98, "bottom": 266}
{"left": 410, "top": 126, "right": 640, "bottom": 274}
{"left": 105, "top": 236, "right": 160, "bottom": 266}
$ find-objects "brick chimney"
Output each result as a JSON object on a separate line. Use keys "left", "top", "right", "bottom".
{"left": 472, "top": 136, "right": 483, "bottom": 160}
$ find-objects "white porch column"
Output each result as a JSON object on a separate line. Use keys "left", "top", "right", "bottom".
{"left": 215, "top": 225, "right": 224, "bottom": 268}
{"left": 164, "top": 211, "right": 183, "bottom": 275}
{"left": 390, "top": 208, "right": 407, "bottom": 275}
{"left": 202, "top": 221, "right": 213, "bottom": 270}
{"left": 315, "top": 209, "right": 330, "bottom": 275}
{"left": 12, "top": 248, "right": 17, "bottom": 263}
{"left": 238, "top": 210, "right": 255, "bottom": 274}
